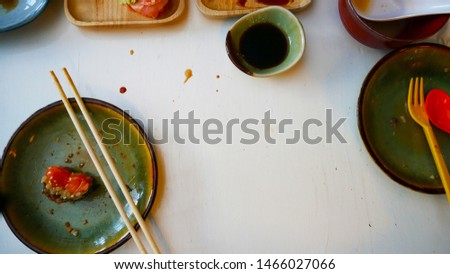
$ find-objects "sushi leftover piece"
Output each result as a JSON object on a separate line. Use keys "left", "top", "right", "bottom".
{"left": 121, "top": 0, "right": 169, "bottom": 19}
{"left": 41, "top": 166, "right": 93, "bottom": 203}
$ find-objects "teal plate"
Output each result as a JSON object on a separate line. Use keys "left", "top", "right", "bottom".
{"left": 358, "top": 43, "right": 450, "bottom": 194}
{"left": 0, "top": 98, "right": 157, "bottom": 253}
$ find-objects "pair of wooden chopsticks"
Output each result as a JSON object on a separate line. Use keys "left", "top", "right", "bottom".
{"left": 50, "top": 68, "right": 160, "bottom": 254}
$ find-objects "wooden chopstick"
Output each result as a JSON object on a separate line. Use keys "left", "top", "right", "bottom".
{"left": 50, "top": 69, "right": 160, "bottom": 254}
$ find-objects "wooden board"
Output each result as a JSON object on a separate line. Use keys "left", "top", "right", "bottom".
{"left": 64, "top": 0, "right": 185, "bottom": 27}
{"left": 196, "top": 0, "right": 312, "bottom": 17}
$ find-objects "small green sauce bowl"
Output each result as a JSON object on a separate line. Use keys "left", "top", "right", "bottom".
{"left": 226, "top": 6, "right": 306, "bottom": 77}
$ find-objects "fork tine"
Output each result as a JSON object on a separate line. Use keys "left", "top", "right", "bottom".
{"left": 419, "top": 77, "right": 425, "bottom": 105}
{"left": 414, "top": 77, "right": 419, "bottom": 106}
{"left": 408, "top": 78, "right": 414, "bottom": 107}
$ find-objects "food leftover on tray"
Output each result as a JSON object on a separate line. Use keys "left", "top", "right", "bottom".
{"left": 121, "top": 0, "right": 169, "bottom": 18}
{"left": 202, "top": 0, "right": 308, "bottom": 10}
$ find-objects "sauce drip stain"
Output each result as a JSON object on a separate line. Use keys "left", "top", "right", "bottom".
{"left": 0, "top": 0, "right": 18, "bottom": 13}
{"left": 120, "top": 86, "right": 127, "bottom": 94}
{"left": 184, "top": 69, "right": 193, "bottom": 83}
{"left": 239, "top": 23, "right": 289, "bottom": 69}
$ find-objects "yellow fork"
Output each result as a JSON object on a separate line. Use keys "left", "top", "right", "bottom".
{"left": 408, "top": 77, "right": 450, "bottom": 202}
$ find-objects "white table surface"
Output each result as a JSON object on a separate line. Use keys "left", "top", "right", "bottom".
{"left": 1, "top": 0, "right": 450, "bottom": 254}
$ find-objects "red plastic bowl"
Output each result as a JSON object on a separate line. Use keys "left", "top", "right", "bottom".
{"left": 338, "top": 0, "right": 449, "bottom": 49}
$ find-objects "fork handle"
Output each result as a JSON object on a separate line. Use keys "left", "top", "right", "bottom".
{"left": 423, "top": 126, "right": 450, "bottom": 203}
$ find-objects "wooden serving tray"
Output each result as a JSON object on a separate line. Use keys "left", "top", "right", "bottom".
{"left": 65, "top": 0, "right": 185, "bottom": 27}
{"left": 196, "top": 0, "right": 312, "bottom": 17}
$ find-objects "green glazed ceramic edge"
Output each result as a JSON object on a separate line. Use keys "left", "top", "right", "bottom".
{"left": 0, "top": 98, "right": 158, "bottom": 253}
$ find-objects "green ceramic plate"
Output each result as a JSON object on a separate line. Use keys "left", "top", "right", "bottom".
{"left": 0, "top": 98, "right": 157, "bottom": 253}
{"left": 358, "top": 43, "right": 450, "bottom": 194}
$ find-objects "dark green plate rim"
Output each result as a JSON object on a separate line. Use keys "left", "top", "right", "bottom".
{"left": 0, "top": 98, "right": 158, "bottom": 253}
{"left": 357, "top": 43, "right": 450, "bottom": 194}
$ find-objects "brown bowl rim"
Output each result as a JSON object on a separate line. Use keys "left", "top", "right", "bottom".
{"left": 339, "top": 0, "right": 450, "bottom": 48}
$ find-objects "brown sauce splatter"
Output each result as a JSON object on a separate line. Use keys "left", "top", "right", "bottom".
{"left": 120, "top": 86, "right": 127, "bottom": 94}
{"left": 184, "top": 69, "right": 193, "bottom": 83}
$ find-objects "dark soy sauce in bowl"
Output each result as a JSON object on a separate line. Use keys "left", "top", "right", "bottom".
{"left": 239, "top": 23, "right": 289, "bottom": 69}
{"left": 225, "top": 6, "right": 305, "bottom": 77}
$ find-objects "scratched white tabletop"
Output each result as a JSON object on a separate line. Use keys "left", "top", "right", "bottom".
{"left": 1, "top": 1, "right": 450, "bottom": 254}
